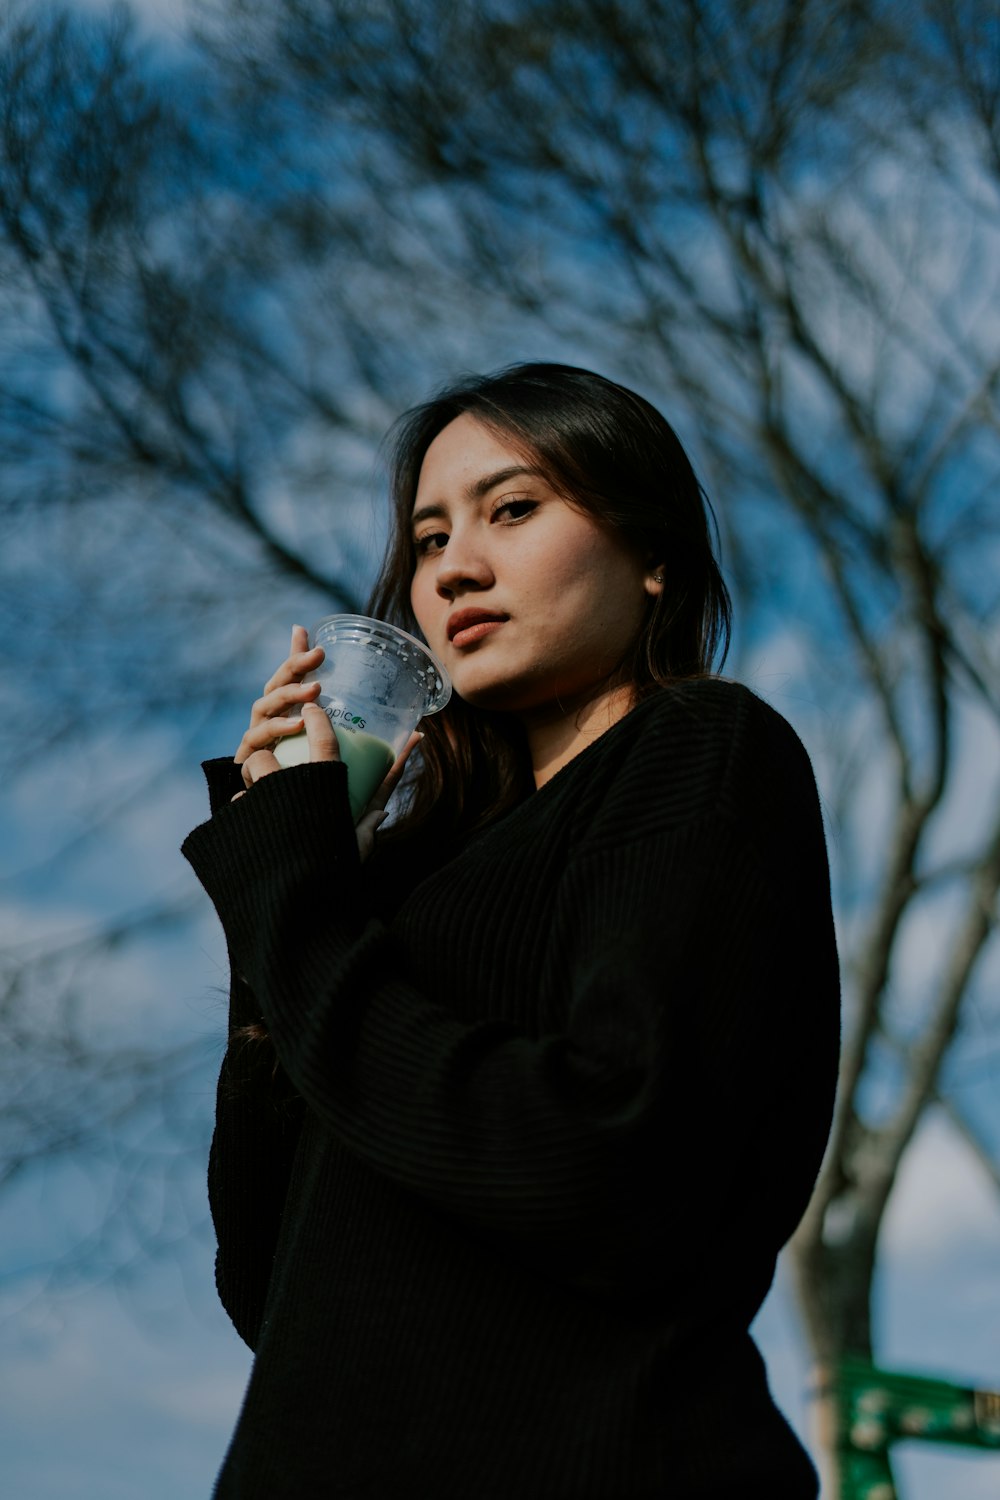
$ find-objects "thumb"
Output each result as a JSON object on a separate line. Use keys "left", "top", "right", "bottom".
{"left": 302, "top": 703, "right": 341, "bottom": 762}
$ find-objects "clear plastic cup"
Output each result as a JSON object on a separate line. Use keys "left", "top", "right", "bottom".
{"left": 273, "top": 614, "right": 451, "bottom": 820}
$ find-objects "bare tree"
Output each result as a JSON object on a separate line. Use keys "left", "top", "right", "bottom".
{"left": 200, "top": 1, "right": 1000, "bottom": 1490}
{"left": 0, "top": 0, "right": 556, "bottom": 1283}
{"left": 0, "top": 1, "right": 374, "bottom": 1270}
{"left": 3, "top": 3, "right": 999, "bottom": 1491}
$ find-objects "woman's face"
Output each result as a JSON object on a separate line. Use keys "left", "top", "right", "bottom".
{"left": 409, "top": 414, "right": 661, "bottom": 718}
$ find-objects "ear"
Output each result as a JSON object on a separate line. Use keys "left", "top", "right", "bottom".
{"left": 644, "top": 563, "right": 665, "bottom": 598}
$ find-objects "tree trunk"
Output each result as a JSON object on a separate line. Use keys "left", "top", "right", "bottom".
{"left": 791, "top": 1211, "right": 900, "bottom": 1499}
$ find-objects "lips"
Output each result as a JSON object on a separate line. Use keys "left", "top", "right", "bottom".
{"left": 447, "top": 607, "right": 509, "bottom": 646}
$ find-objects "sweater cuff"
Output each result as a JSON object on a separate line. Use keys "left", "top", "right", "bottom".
{"left": 202, "top": 757, "right": 245, "bottom": 815}
{"left": 182, "top": 759, "right": 362, "bottom": 961}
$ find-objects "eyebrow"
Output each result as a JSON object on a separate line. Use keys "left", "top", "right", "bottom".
{"left": 410, "top": 465, "right": 544, "bottom": 529}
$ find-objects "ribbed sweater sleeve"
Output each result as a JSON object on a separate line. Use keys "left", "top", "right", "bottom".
{"left": 207, "top": 979, "right": 304, "bottom": 1348}
{"left": 182, "top": 691, "right": 837, "bottom": 1300}
{"left": 198, "top": 757, "right": 307, "bottom": 1345}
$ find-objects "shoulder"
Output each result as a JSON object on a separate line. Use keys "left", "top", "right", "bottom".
{"left": 570, "top": 678, "right": 823, "bottom": 844}
{"left": 655, "top": 676, "right": 818, "bottom": 811}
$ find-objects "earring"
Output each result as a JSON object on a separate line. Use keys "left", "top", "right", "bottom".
{"left": 652, "top": 573, "right": 663, "bottom": 584}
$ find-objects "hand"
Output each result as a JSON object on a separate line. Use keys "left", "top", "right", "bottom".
{"left": 234, "top": 624, "right": 324, "bottom": 766}
{"left": 233, "top": 630, "right": 422, "bottom": 861}
{"left": 235, "top": 700, "right": 335, "bottom": 797}
{"left": 353, "top": 729, "right": 423, "bottom": 863}
{"left": 271, "top": 708, "right": 421, "bottom": 864}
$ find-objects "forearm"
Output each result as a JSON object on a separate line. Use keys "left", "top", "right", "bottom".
{"left": 207, "top": 967, "right": 304, "bottom": 1345}
{"left": 184, "top": 768, "right": 829, "bottom": 1296}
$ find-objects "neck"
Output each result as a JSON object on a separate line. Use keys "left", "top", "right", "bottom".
{"left": 522, "top": 683, "right": 637, "bottom": 789}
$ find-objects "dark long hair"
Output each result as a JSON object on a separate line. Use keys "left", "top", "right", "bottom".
{"left": 368, "top": 361, "right": 731, "bottom": 840}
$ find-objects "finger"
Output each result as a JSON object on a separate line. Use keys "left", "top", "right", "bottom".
{"left": 248, "top": 679, "right": 321, "bottom": 729}
{"left": 241, "top": 747, "right": 281, "bottom": 789}
{"left": 260, "top": 647, "right": 324, "bottom": 702}
{"left": 272, "top": 624, "right": 321, "bottom": 687}
{"left": 234, "top": 715, "right": 307, "bottom": 765}
{"left": 366, "top": 731, "right": 423, "bottom": 814}
{"left": 302, "top": 703, "right": 340, "bottom": 762}
{"left": 354, "top": 808, "right": 388, "bottom": 864}
{"left": 356, "top": 808, "right": 388, "bottom": 838}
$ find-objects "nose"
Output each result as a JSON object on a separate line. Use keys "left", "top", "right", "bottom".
{"left": 433, "top": 530, "right": 495, "bottom": 599}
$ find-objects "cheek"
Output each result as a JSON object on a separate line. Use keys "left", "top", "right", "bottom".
{"left": 562, "top": 557, "right": 649, "bottom": 657}
{"left": 410, "top": 571, "right": 442, "bottom": 645}
{"left": 537, "top": 532, "right": 609, "bottom": 597}
{"left": 547, "top": 535, "right": 645, "bottom": 619}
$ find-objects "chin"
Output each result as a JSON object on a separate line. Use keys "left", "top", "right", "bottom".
{"left": 453, "top": 683, "right": 525, "bottom": 713}
{"left": 450, "top": 669, "right": 538, "bottom": 714}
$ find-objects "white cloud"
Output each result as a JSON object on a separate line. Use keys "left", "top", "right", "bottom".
{"left": 64, "top": 0, "right": 191, "bottom": 37}
{"left": 752, "top": 1109, "right": 1000, "bottom": 1499}
{"left": 0, "top": 1275, "right": 250, "bottom": 1500}
{"left": 882, "top": 1112, "right": 1000, "bottom": 1264}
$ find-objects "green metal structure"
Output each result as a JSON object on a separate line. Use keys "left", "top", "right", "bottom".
{"left": 831, "top": 1357, "right": 1000, "bottom": 1500}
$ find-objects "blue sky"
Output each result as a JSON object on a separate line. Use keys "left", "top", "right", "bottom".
{"left": 3, "top": 632, "right": 999, "bottom": 1500}
{"left": 2, "top": 3, "right": 999, "bottom": 1497}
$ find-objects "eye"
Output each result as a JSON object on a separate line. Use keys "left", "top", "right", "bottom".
{"left": 491, "top": 498, "right": 538, "bottom": 524}
{"left": 414, "top": 530, "right": 449, "bottom": 556}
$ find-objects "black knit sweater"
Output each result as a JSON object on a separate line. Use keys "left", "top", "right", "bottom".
{"left": 182, "top": 679, "right": 840, "bottom": 1499}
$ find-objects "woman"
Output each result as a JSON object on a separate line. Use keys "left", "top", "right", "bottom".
{"left": 183, "top": 362, "right": 840, "bottom": 1498}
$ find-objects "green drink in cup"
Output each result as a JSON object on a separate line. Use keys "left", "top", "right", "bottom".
{"left": 273, "top": 615, "right": 452, "bottom": 821}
